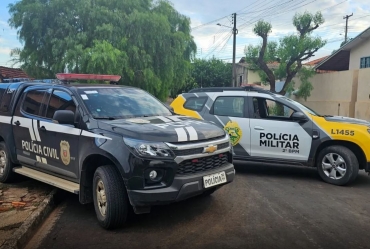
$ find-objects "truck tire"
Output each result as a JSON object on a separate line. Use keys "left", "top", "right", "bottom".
{"left": 317, "top": 145, "right": 359, "bottom": 186}
{"left": 93, "top": 165, "right": 128, "bottom": 229}
{"left": 0, "top": 141, "right": 17, "bottom": 183}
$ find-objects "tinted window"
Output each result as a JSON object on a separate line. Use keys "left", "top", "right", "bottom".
{"left": 77, "top": 87, "right": 171, "bottom": 119}
{"left": 22, "top": 90, "right": 46, "bottom": 116}
{"left": 184, "top": 97, "right": 207, "bottom": 111}
{"left": 213, "top": 96, "right": 244, "bottom": 117}
{"left": 252, "top": 97, "right": 294, "bottom": 119}
{"left": 0, "top": 85, "right": 18, "bottom": 113}
{"left": 0, "top": 85, "right": 7, "bottom": 104}
{"left": 45, "top": 90, "right": 76, "bottom": 119}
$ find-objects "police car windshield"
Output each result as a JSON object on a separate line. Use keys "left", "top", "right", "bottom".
{"left": 77, "top": 87, "right": 171, "bottom": 119}
{"left": 279, "top": 96, "right": 320, "bottom": 116}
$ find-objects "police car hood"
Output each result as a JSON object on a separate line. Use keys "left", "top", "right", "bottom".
{"left": 324, "top": 115, "right": 370, "bottom": 126}
{"left": 98, "top": 115, "right": 225, "bottom": 143}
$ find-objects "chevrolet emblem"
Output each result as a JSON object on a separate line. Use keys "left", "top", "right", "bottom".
{"left": 203, "top": 145, "right": 217, "bottom": 153}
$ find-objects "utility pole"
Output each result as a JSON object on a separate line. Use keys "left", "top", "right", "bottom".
{"left": 343, "top": 13, "right": 353, "bottom": 43}
{"left": 217, "top": 14, "right": 238, "bottom": 87}
{"left": 231, "top": 13, "right": 238, "bottom": 87}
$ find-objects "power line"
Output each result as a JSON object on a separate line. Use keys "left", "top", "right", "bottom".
{"left": 237, "top": 0, "right": 312, "bottom": 31}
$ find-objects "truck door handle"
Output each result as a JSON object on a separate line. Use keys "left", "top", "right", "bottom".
{"left": 254, "top": 126, "right": 264, "bottom": 130}
{"left": 39, "top": 126, "right": 46, "bottom": 131}
{"left": 14, "top": 120, "right": 20, "bottom": 126}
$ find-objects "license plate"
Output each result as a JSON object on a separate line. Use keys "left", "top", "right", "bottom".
{"left": 203, "top": 171, "right": 227, "bottom": 188}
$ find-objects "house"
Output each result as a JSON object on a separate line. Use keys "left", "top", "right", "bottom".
{"left": 303, "top": 56, "right": 328, "bottom": 67}
{"left": 237, "top": 57, "right": 279, "bottom": 85}
{"left": 315, "top": 26, "right": 370, "bottom": 71}
{"left": 0, "top": 66, "right": 30, "bottom": 82}
{"left": 303, "top": 56, "right": 335, "bottom": 73}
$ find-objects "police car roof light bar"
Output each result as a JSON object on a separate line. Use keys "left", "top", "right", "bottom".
{"left": 56, "top": 73, "right": 121, "bottom": 82}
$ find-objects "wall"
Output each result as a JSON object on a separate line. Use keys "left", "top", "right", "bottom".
{"left": 349, "top": 39, "right": 370, "bottom": 70}
{"left": 247, "top": 70, "right": 262, "bottom": 84}
{"left": 235, "top": 64, "right": 247, "bottom": 85}
{"left": 355, "top": 68, "right": 370, "bottom": 120}
{"left": 290, "top": 68, "right": 370, "bottom": 120}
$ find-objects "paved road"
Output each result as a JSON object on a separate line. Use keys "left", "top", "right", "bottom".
{"left": 26, "top": 162, "right": 370, "bottom": 249}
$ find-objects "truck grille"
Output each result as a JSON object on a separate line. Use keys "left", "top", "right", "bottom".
{"left": 176, "top": 153, "right": 228, "bottom": 175}
{"left": 173, "top": 142, "right": 229, "bottom": 156}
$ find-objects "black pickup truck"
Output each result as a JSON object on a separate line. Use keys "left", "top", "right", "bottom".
{"left": 0, "top": 73, "right": 235, "bottom": 229}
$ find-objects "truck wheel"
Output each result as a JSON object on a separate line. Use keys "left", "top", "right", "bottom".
{"left": 93, "top": 165, "right": 128, "bottom": 229}
{"left": 0, "top": 141, "right": 17, "bottom": 183}
{"left": 317, "top": 145, "right": 359, "bottom": 186}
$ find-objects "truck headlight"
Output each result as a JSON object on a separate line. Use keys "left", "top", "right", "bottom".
{"left": 123, "top": 138, "right": 174, "bottom": 159}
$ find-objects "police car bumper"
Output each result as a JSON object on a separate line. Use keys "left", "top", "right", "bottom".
{"left": 127, "top": 162, "right": 235, "bottom": 206}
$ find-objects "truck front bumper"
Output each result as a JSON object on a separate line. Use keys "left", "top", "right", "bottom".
{"left": 127, "top": 162, "right": 235, "bottom": 207}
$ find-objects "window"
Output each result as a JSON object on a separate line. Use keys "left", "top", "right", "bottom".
{"left": 0, "top": 85, "right": 18, "bottom": 113}
{"left": 252, "top": 97, "right": 294, "bottom": 119}
{"left": 77, "top": 87, "right": 171, "bottom": 119}
{"left": 22, "top": 90, "right": 46, "bottom": 116}
{"left": 184, "top": 97, "right": 207, "bottom": 111}
{"left": 45, "top": 90, "right": 76, "bottom": 119}
{"left": 213, "top": 96, "right": 244, "bottom": 117}
{"left": 239, "top": 75, "right": 243, "bottom": 85}
{"left": 360, "top": 57, "right": 370, "bottom": 69}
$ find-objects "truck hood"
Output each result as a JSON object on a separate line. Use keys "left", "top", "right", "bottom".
{"left": 98, "top": 115, "right": 225, "bottom": 143}
{"left": 324, "top": 115, "right": 370, "bottom": 126}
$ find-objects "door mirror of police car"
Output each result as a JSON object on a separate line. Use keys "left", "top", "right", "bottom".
{"left": 53, "top": 110, "right": 75, "bottom": 126}
{"left": 291, "top": 111, "right": 308, "bottom": 122}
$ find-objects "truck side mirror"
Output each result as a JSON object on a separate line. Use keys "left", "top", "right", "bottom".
{"left": 53, "top": 110, "right": 75, "bottom": 126}
{"left": 291, "top": 111, "right": 308, "bottom": 123}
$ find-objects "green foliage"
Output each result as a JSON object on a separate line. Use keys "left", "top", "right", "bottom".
{"left": 253, "top": 20, "right": 272, "bottom": 38}
{"left": 244, "top": 11, "right": 326, "bottom": 96}
{"left": 8, "top": 0, "right": 196, "bottom": 101}
{"left": 295, "top": 67, "right": 315, "bottom": 100}
{"left": 191, "top": 58, "right": 232, "bottom": 87}
{"left": 170, "top": 57, "right": 232, "bottom": 97}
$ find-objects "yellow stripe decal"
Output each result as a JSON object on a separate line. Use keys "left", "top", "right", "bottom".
{"left": 170, "top": 95, "right": 202, "bottom": 119}
{"left": 308, "top": 114, "right": 370, "bottom": 161}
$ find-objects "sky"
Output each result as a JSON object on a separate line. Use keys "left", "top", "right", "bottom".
{"left": 0, "top": 0, "right": 369, "bottom": 68}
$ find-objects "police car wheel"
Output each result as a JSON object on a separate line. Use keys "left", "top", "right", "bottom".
{"left": 317, "top": 145, "right": 359, "bottom": 186}
{"left": 0, "top": 142, "right": 17, "bottom": 183}
{"left": 93, "top": 165, "right": 128, "bottom": 229}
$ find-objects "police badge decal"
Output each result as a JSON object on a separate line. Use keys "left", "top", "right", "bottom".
{"left": 60, "top": 140, "right": 71, "bottom": 165}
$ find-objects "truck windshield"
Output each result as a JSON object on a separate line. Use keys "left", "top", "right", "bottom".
{"left": 77, "top": 87, "right": 171, "bottom": 119}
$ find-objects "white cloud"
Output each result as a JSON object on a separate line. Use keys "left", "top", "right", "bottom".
{"left": 0, "top": 47, "right": 11, "bottom": 55}
{"left": 170, "top": 0, "right": 370, "bottom": 61}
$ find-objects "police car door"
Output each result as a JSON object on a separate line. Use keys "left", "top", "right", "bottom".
{"left": 12, "top": 87, "right": 79, "bottom": 180}
{"left": 12, "top": 87, "right": 50, "bottom": 168}
{"left": 37, "top": 88, "right": 80, "bottom": 179}
{"left": 203, "top": 92, "right": 251, "bottom": 158}
{"left": 248, "top": 94, "right": 312, "bottom": 162}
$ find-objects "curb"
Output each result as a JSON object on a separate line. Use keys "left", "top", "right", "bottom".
{"left": 0, "top": 188, "right": 58, "bottom": 249}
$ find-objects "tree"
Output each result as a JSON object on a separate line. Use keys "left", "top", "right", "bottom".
{"left": 8, "top": 0, "right": 196, "bottom": 101}
{"left": 170, "top": 57, "right": 232, "bottom": 97}
{"left": 245, "top": 11, "right": 326, "bottom": 100}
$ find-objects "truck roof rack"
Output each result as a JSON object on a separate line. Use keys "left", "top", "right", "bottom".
{"left": 188, "top": 85, "right": 274, "bottom": 95}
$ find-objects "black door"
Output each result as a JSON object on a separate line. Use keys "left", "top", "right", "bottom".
{"left": 35, "top": 88, "right": 80, "bottom": 180}
{"left": 12, "top": 87, "right": 49, "bottom": 166}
